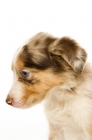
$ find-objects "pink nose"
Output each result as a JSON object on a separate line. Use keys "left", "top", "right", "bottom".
{"left": 6, "top": 97, "right": 14, "bottom": 106}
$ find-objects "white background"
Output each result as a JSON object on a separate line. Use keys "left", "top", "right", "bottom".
{"left": 1, "top": 0, "right": 92, "bottom": 140}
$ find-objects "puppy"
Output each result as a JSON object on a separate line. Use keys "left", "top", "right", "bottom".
{"left": 6, "top": 32, "right": 92, "bottom": 140}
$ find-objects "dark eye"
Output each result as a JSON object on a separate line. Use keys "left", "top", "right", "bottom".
{"left": 21, "top": 70, "right": 30, "bottom": 78}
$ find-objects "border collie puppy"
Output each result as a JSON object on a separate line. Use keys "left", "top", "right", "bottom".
{"left": 6, "top": 32, "right": 92, "bottom": 140}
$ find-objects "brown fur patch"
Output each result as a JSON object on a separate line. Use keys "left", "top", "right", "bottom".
{"left": 49, "top": 37, "right": 87, "bottom": 73}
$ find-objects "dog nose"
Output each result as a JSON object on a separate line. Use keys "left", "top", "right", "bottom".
{"left": 6, "top": 97, "right": 14, "bottom": 106}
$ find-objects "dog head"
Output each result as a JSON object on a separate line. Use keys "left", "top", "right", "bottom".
{"left": 6, "top": 32, "right": 87, "bottom": 108}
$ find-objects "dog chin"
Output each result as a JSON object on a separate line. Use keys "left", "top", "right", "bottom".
{"left": 11, "top": 103, "right": 33, "bottom": 109}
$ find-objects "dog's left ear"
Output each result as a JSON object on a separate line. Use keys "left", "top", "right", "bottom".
{"left": 49, "top": 37, "right": 87, "bottom": 73}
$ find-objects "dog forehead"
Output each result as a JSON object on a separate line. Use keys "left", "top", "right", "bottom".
{"left": 27, "top": 32, "right": 56, "bottom": 49}
{"left": 12, "top": 43, "right": 26, "bottom": 70}
{"left": 12, "top": 32, "right": 56, "bottom": 70}
{"left": 12, "top": 36, "right": 33, "bottom": 69}
{"left": 12, "top": 50, "right": 22, "bottom": 70}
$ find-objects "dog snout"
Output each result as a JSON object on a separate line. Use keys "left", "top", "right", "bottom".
{"left": 6, "top": 97, "right": 14, "bottom": 106}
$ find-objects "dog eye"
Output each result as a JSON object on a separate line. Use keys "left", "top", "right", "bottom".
{"left": 21, "top": 70, "right": 30, "bottom": 78}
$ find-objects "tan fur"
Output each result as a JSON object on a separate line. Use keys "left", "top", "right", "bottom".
{"left": 6, "top": 32, "right": 92, "bottom": 140}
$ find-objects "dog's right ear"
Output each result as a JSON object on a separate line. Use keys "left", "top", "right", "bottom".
{"left": 49, "top": 37, "right": 87, "bottom": 73}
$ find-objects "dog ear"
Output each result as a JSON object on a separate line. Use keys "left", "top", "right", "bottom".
{"left": 49, "top": 37, "right": 87, "bottom": 73}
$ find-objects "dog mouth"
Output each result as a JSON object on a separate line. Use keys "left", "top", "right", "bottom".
{"left": 5, "top": 94, "right": 36, "bottom": 109}
{"left": 6, "top": 97, "right": 24, "bottom": 108}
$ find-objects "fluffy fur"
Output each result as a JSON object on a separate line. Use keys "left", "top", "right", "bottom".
{"left": 6, "top": 32, "right": 92, "bottom": 140}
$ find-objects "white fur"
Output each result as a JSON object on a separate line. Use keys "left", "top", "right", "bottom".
{"left": 44, "top": 65, "right": 92, "bottom": 140}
